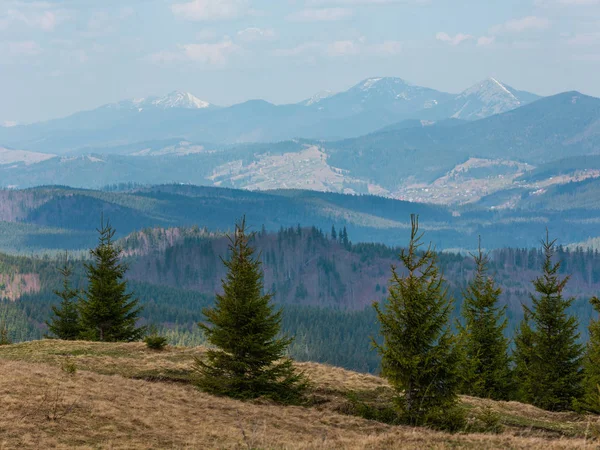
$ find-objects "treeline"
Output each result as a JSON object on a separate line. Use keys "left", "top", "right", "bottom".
{"left": 373, "top": 216, "right": 600, "bottom": 429}
{"left": 3, "top": 214, "right": 600, "bottom": 430}
{"left": 5, "top": 222, "right": 600, "bottom": 375}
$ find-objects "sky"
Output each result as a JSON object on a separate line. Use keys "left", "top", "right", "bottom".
{"left": 1, "top": 0, "right": 600, "bottom": 124}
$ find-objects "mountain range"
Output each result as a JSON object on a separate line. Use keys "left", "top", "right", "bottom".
{"left": 3, "top": 76, "right": 600, "bottom": 218}
{"left": 0, "top": 77, "right": 539, "bottom": 154}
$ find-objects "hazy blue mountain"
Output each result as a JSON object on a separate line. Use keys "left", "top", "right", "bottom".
{"left": 306, "top": 77, "right": 453, "bottom": 116}
{"left": 327, "top": 91, "right": 600, "bottom": 186}
{"left": 1, "top": 91, "right": 599, "bottom": 207}
{"left": 0, "top": 77, "right": 533, "bottom": 154}
{"left": 426, "top": 78, "right": 541, "bottom": 120}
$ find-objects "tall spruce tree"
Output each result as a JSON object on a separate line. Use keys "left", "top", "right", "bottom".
{"left": 79, "top": 217, "right": 144, "bottom": 342}
{"left": 46, "top": 252, "right": 81, "bottom": 340}
{"left": 194, "top": 217, "right": 307, "bottom": 402}
{"left": 373, "top": 215, "right": 462, "bottom": 427}
{"left": 577, "top": 296, "right": 600, "bottom": 413}
{"left": 458, "top": 240, "right": 512, "bottom": 400}
{"left": 514, "top": 233, "right": 583, "bottom": 411}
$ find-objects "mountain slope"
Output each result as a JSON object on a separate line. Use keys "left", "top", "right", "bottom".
{"left": 308, "top": 77, "right": 453, "bottom": 116}
{"left": 437, "top": 78, "right": 540, "bottom": 120}
{"left": 327, "top": 91, "right": 600, "bottom": 188}
{"left": 0, "top": 77, "right": 456, "bottom": 152}
{"left": 0, "top": 341, "right": 591, "bottom": 449}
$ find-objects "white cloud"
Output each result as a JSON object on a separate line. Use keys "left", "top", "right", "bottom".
{"left": 477, "top": 36, "right": 495, "bottom": 46}
{"left": 274, "top": 38, "right": 402, "bottom": 58}
{"left": 9, "top": 40, "right": 42, "bottom": 55}
{"left": 149, "top": 39, "right": 240, "bottom": 66}
{"left": 196, "top": 29, "right": 219, "bottom": 41}
{"left": 568, "top": 32, "right": 600, "bottom": 45}
{"left": 1, "top": 40, "right": 42, "bottom": 57}
{"left": 0, "top": 4, "right": 67, "bottom": 31}
{"left": 371, "top": 40, "right": 403, "bottom": 55}
{"left": 272, "top": 42, "right": 321, "bottom": 57}
{"left": 436, "top": 32, "right": 474, "bottom": 45}
{"left": 171, "top": 0, "right": 247, "bottom": 21}
{"left": 535, "top": 0, "right": 600, "bottom": 5}
{"left": 307, "top": 0, "right": 429, "bottom": 4}
{"left": 237, "top": 27, "right": 277, "bottom": 42}
{"left": 490, "top": 16, "right": 551, "bottom": 34}
{"left": 327, "top": 40, "right": 360, "bottom": 56}
{"left": 118, "top": 7, "right": 135, "bottom": 20}
{"left": 287, "top": 8, "right": 353, "bottom": 22}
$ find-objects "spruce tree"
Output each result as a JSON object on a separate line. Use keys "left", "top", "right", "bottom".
{"left": 373, "top": 215, "right": 462, "bottom": 427}
{"left": 46, "top": 252, "right": 81, "bottom": 340}
{"left": 0, "top": 321, "right": 10, "bottom": 345}
{"left": 514, "top": 232, "right": 583, "bottom": 411}
{"left": 458, "top": 240, "right": 512, "bottom": 400}
{"left": 79, "top": 217, "right": 145, "bottom": 342}
{"left": 578, "top": 296, "right": 600, "bottom": 413}
{"left": 194, "top": 217, "right": 307, "bottom": 402}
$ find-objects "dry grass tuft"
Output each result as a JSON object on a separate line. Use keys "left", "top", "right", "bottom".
{"left": 0, "top": 340, "right": 598, "bottom": 449}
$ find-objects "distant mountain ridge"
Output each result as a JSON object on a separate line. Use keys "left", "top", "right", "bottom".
{"left": 1, "top": 91, "right": 599, "bottom": 209}
{"left": 443, "top": 78, "right": 541, "bottom": 120}
{"left": 0, "top": 76, "right": 542, "bottom": 154}
{"left": 106, "top": 91, "right": 214, "bottom": 111}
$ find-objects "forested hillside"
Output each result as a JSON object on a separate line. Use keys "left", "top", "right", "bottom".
{"left": 5, "top": 184, "right": 600, "bottom": 253}
{"left": 2, "top": 224, "right": 599, "bottom": 373}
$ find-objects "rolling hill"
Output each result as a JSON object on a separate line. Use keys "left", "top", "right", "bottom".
{"left": 0, "top": 341, "right": 593, "bottom": 449}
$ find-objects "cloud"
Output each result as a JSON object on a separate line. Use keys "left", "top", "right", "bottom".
{"left": 274, "top": 38, "right": 402, "bottom": 58}
{"left": 118, "top": 7, "right": 135, "bottom": 20}
{"left": 477, "top": 36, "right": 495, "bottom": 46}
{"left": 436, "top": 32, "right": 474, "bottom": 45}
{"left": 307, "top": 0, "right": 429, "bottom": 4}
{"left": 171, "top": 0, "right": 247, "bottom": 21}
{"left": 8, "top": 40, "right": 42, "bottom": 55}
{"left": 327, "top": 40, "right": 360, "bottom": 56}
{"left": 371, "top": 40, "right": 403, "bottom": 55}
{"left": 237, "top": 27, "right": 277, "bottom": 42}
{"left": 535, "top": 0, "right": 600, "bottom": 5}
{"left": 490, "top": 16, "right": 551, "bottom": 34}
{"left": 196, "top": 29, "right": 219, "bottom": 41}
{"left": 0, "top": 2, "right": 68, "bottom": 31}
{"left": 272, "top": 42, "right": 321, "bottom": 57}
{"left": 567, "top": 32, "right": 600, "bottom": 45}
{"left": 287, "top": 8, "right": 353, "bottom": 22}
{"left": 0, "top": 40, "right": 42, "bottom": 59}
{"left": 149, "top": 39, "right": 240, "bottom": 66}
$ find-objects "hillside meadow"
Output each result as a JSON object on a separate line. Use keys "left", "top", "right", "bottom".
{"left": 0, "top": 340, "right": 598, "bottom": 449}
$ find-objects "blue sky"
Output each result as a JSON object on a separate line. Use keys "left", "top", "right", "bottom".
{"left": 1, "top": 0, "right": 600, "bottom": 124}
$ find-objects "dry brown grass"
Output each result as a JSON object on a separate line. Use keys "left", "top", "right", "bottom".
{"left": 0, "top": 340, "right": 599, "bottom": 449}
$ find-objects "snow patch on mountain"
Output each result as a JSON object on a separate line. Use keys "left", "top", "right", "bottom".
{"left": 303, "top": 90, "right": 335, "bottom": 106}
{"left": 449, "top": 78, "right": 540, "bottom": 120}
{"left": 106, "top": 91, "right": 211, "bottom": 111}
{"left": 149, "top": 91, "right": 211, "bottom": 109}
{"left": 0, "top": 147, "right": 55, "bottom": 165}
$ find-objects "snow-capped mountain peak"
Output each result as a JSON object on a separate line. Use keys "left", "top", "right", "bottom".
{"left": 105, "top": 91, "right": 211, "bottom": 111}
{"left": 460, "top": 78, "right": 519, "bottom": 103}
{"left": 149, "top": 91, "right": 211, "bottom": 109}
{"left": 449, "top": 78, "right": 540, "bottom": 120}
{"left": 354, "top": 77, "right": 412, "bottom": 92}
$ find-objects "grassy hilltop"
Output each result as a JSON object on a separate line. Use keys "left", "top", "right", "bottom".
{"left": 0, "top": 340, "right": 598, "bottom": 449}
